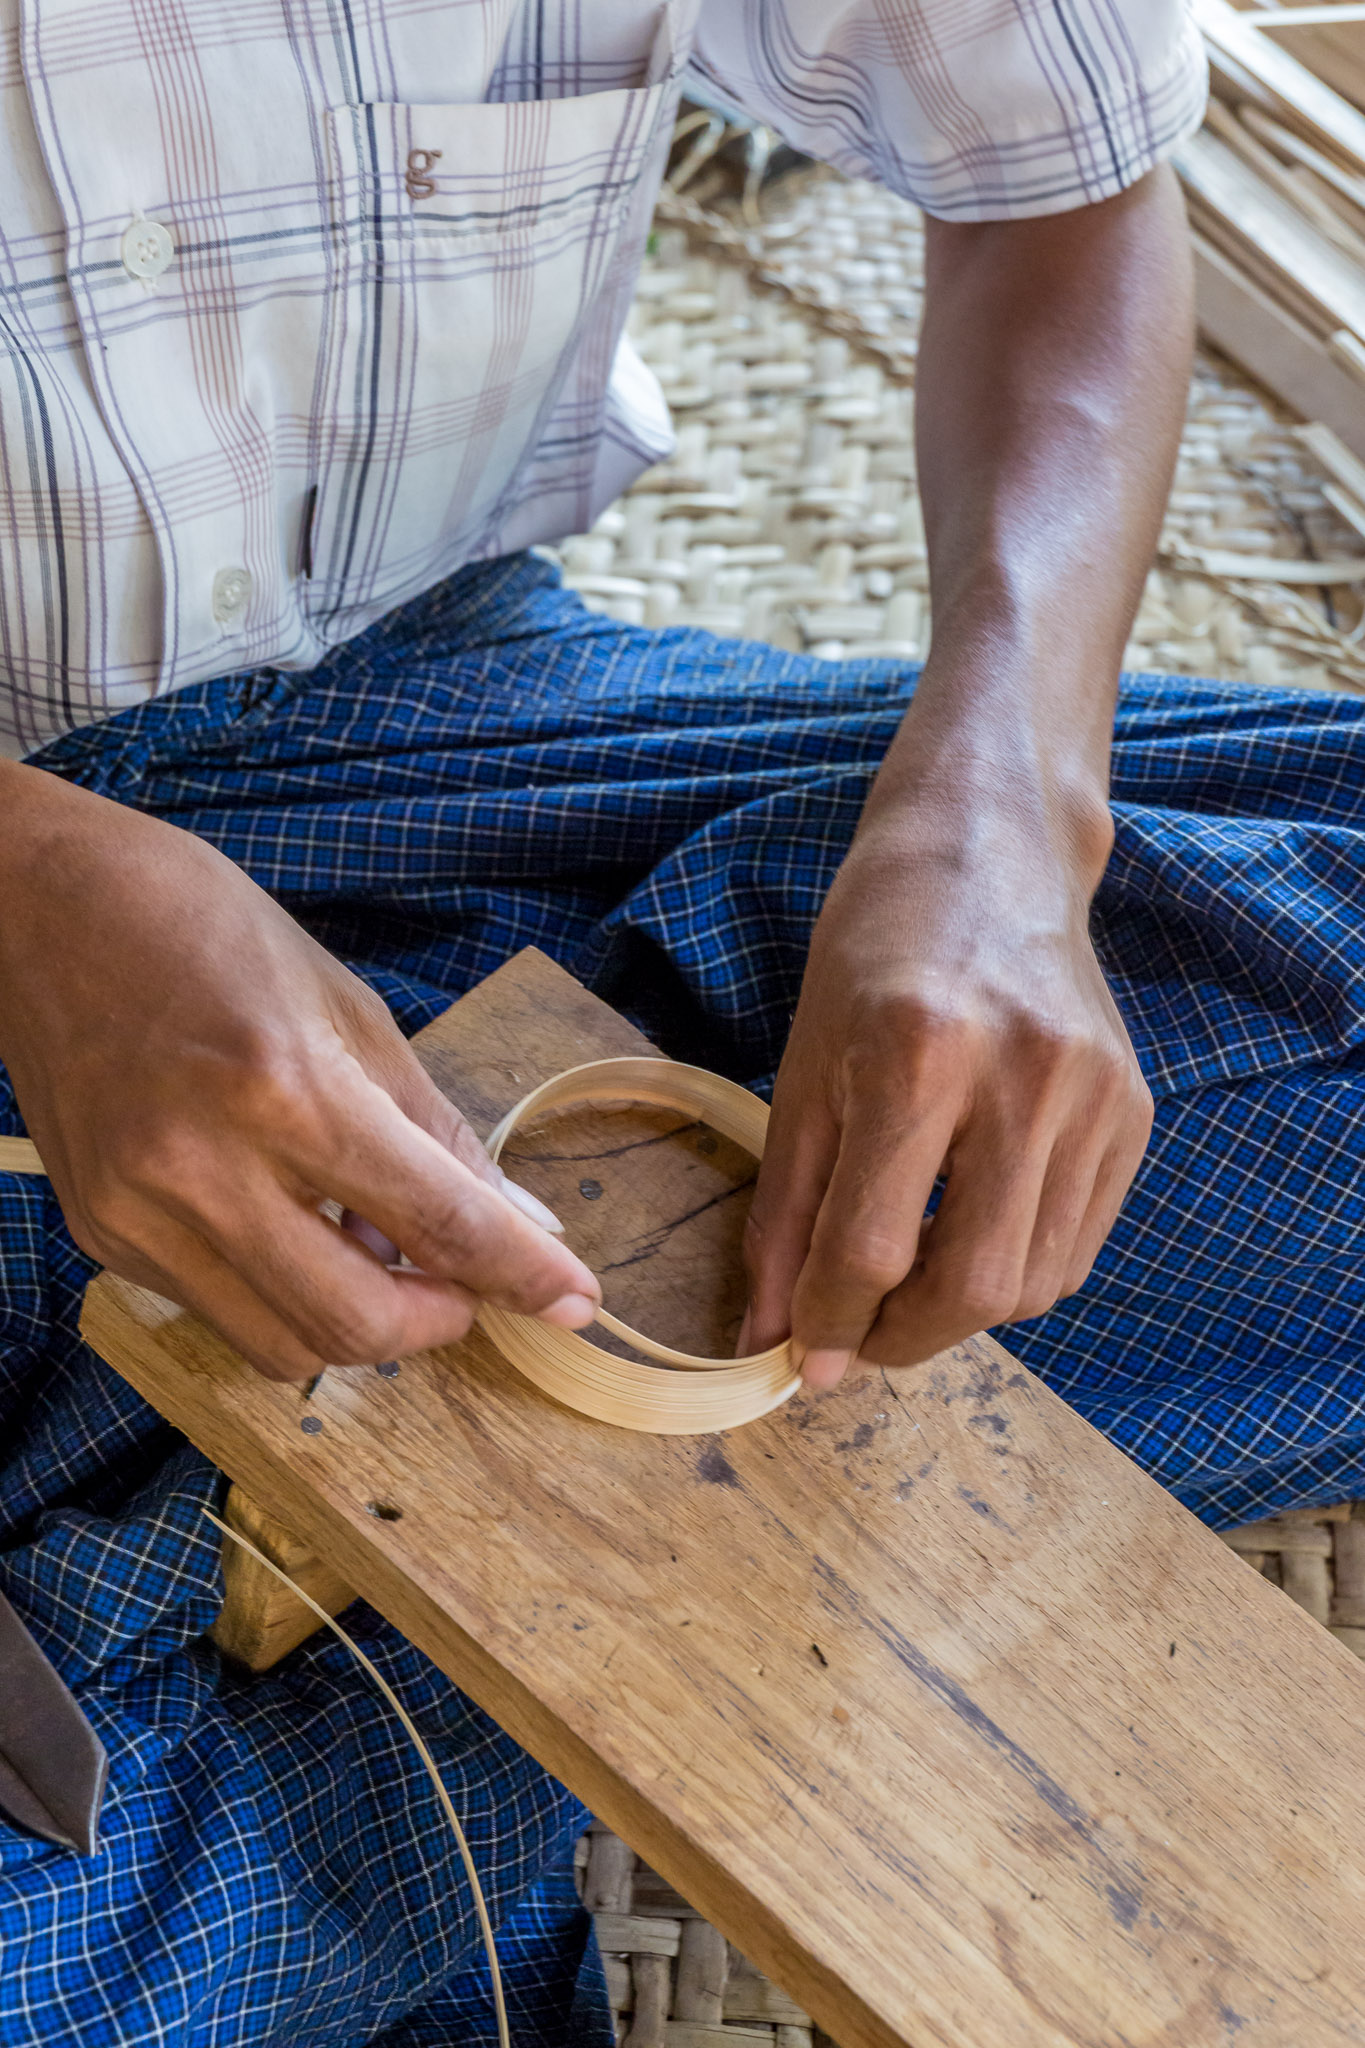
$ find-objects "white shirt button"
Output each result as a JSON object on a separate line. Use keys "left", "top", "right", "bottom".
{"left": 211, "top": 566, "right": 252, "bottom": 624}
{"left": 121, "top": 219, "right": 174, "bottom": 282}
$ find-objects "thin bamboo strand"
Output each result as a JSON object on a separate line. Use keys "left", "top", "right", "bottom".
{"left": 202, "top": 1509, "right": 511, "bottom": 2048}
{"left": 4, "top": 1058, "right": 799, "bottom": 1430}
{"left": 1244, "top": 6, "right": 1365, "bottom": 29}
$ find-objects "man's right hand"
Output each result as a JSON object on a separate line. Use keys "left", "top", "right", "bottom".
{"left": 0, "top": 760, "right": 601, "bottom": 1381}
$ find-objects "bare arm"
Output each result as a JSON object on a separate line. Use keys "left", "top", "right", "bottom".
{"left": 744, "top": 165, "right": 1194, "bottom": 1384}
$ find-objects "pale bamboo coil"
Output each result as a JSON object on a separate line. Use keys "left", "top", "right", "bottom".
{"left": 481, "top": 1056, "right": 799, "bottom": 1434}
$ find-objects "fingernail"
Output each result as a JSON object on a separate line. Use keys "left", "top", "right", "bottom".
{"left": 540, "top": 1292, "right": 599, "bottom": 1330}
{"left": 801, "top": 1348, "right": 850, "bottom": 1390}
{"left": 498, "top": 1175, "right": 566, "bottom": 1235}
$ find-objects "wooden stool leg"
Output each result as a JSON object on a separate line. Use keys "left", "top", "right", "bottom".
{"left": 209, "top": 1483, "right": 355, "bottom": 1672}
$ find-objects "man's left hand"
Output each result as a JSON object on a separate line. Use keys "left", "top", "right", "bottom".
{"left": 740, "top": 773, "right": 1152, "bottom": 1387}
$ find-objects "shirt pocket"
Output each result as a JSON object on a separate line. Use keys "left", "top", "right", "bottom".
{"left": 306, "top": 81, "right": 668, "bottom": 635}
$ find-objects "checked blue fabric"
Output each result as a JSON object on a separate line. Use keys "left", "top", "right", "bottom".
{"left": 5, "top": 548, "right": 1365, "bottom": 2043}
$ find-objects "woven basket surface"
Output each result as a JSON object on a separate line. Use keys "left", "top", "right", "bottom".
{"left": 565, "top": 156, "right": 1365, "bottom": 2046}
{"left": 555, "top": 161, "right": 1365, "bottom": 693}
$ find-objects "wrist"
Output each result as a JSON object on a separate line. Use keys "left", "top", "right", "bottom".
{"left": 865, "top": 653, "right": 1115, "bottom": 889}
{"left": 858, "top": 724, "right": 1114, "bottom": 899}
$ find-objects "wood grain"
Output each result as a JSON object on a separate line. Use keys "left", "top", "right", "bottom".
{"left": 1193, "top": 233, "right": 1365, "bottom": 461}
{"left": 209, "top": 1484, "right": 355, "bottom": 1671}
{"left": 1176, "top": 128, "right": 1365, "bottom": 337}
{"left": 81, "top": 949, "right": 1365, "bottom": 2048}
{"left": 1197, "top": 0, "right": 1365, "bottom": 167}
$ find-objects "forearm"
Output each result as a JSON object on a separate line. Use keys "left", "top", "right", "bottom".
{"left": 865, "top": 165, "right": 1193, "bottom": 881}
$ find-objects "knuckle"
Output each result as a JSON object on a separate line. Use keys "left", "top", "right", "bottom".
{"left": 63, "top": 1204, "right": 118, "bottom": 1268}
{"left": 106, "top": 1123, "right": 201, "bottom": 1204}
{"left": 1131, "top": 1074, "right": 1156, "bottom": 1134}
{"left": 504, "top": 1262, "right": 579, "bottom": 1315}
{"left": 868, "top": 990, "right": 966, "bottom": 1060}
{"left": 442, "top": 1113, "right": 492, "bottom": 1174}
{"left": 1019, "top": 1020, "right": 1077, "bottom": 1075}
{"left": 935, "top": 1254, "right": 1019, "bottom": 1332}
{"left": 71, "top": 1169, "right": 153, "bottom": 1260}
{"left": 1011, "top": 1284, "right": 1060, "bottom": 1323}
{"left": 437, "top": 1296, "right": 477, "bottom": 1344}
{"left": 236, "top": 1061, "right": 320, "bottom": 1150}
{"left": 315, "top": 1299, "right": 406, "bottom": 1366}
{"left": 1062, "top": 1242, "right": 1105, "bottom": 1298}
{"left": 828, "top": 1233, "right": 908, "bottom": 1300}
{"left": 740, "top": 1212, "right": 767, "bottom": 1279}
{"left": 246, "top": 1344, "right": 320, "bottom": 1384}
{"left": 213, "top": 1033, "right": 333, "bottom": 1154}
{"left": 741, "top": 1204, "right": 776, "bottom": 1264}
{"left": 395, "top": 1186, "right": 475, "bottom": 1269}
{"left": 350, "top": 979, "right": 399, "bottom": 1036}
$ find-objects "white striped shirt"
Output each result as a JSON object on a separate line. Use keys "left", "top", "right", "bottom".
{"left": 0, "top": 0, "right": 1205, "bottom": 756}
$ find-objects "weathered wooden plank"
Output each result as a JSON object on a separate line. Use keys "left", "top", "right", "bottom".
{"left": 1197, "top": 0, "right": 1365, "bottom": 167}
{"left": 1193, "top": 232, "right": 1365, "bottom": 460}
{"left": 209, "top": 1483, "right": 355, "bottom": 1671}
{"left": 81, "top": 949, "right": 1365, "bottom": 2048}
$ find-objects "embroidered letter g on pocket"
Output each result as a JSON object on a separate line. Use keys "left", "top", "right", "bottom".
{"left": 405, "top": 148, "right": 442, "bottom": 201}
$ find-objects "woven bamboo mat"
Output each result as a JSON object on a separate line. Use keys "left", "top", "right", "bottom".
{"left": 561, "top": 160, "right": 1365, "bottom": 2046}
{"left": 554, "top": 165, "right": 1365, "bottom": 693}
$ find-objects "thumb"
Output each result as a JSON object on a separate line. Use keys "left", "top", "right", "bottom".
{"left": 342, "top": 1001, "right": 566, "bottom": 1257}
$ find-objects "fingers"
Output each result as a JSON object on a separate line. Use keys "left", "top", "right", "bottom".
{"left": 281, "top": 1059, "right": 601, "bottom": 1320}
{"left": 86, "top": 1173, "right": 491, "bottom": 1378}
{"left": 340, "top": 991, "right": 567, "bottom": 1249}
{"left": 83, "top": 1211, "right": 340, "bottom": 1383}
{"left": 859, "top": 1089, "right": 1149, "bottom": 1371}
{"left": 347, "top": 994, "right": 507, "bottom": 1192}
{"left": 854, "top": 1102, "right": 1051, "bottom": 1369}
{"left": 1001, "top": 1071, "right": 1151, "bottom": 1320}
{"left": 195, "top": 1193, "right": 492, "bottom": 1365}
{"left": 92, "top": 1162, "right": 588, "bottom": 1381}
{"left": 787, "top": 1084, "right": 960, "bottom": 1388}
{"left": 1061, "top": 1126, "right": 1151, "bottom": 1296}
{"left": 741, "top": 1057, "right": 840, "bottom": 1352}
{"left": 1006, "top": 1115, "right": 1117, "bottom": 1321}
{"left": 69, "top": 999, "right": 599, "bottom": 1367}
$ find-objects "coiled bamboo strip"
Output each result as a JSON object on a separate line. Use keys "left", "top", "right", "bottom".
{"left": 481, "top": 1056, "right": 800, "bottom": 1434}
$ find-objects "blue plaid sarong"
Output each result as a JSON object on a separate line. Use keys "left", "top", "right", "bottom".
{"left": 5, "top": 547, "right": 1365, "bottom": 2043}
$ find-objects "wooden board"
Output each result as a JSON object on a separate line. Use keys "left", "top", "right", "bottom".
{"left": 80, "top": 949, "right": 1365, "bottom": 2048}
{"left": 1197, "top": 0, "right": 1365, "bottom": 167}
{"left": 1247, "top": 18, "right": 1365, "bottom": 114}
{"left": 1175, "top": 128, "right": 1365, "bottom": 337}
{"left": 1194, "top": 231, "right": 1365, "bottom": 459}
{"left": 209, "top": 1484, "right": 355, "bottom": 1670}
